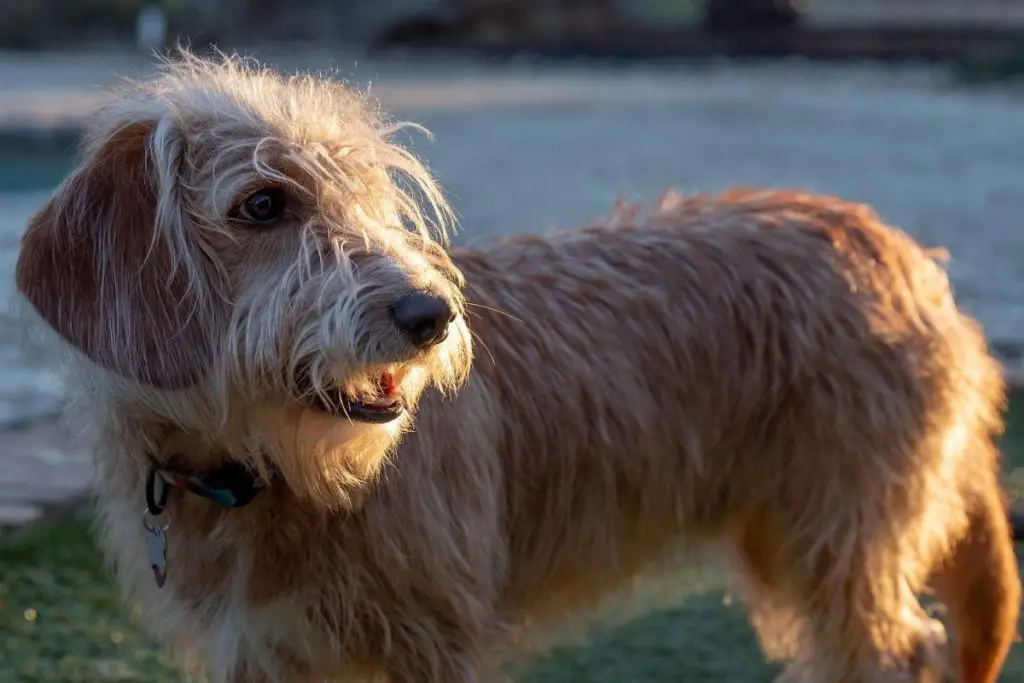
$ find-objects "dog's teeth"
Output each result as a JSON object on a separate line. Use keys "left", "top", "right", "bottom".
{"left": 364, "top": 396, "right": 400, "bottom": 409}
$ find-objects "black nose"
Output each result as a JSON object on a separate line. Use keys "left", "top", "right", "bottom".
{"left": 389, "top": 291, "right": 454, "bottom": 349}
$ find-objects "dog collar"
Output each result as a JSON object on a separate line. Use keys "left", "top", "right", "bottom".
{"left": 145, "top": 459, "right": 268, "bottom": 515}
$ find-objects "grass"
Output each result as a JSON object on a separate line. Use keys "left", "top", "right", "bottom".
{"left": 3, "top": 394, "right": 1024, "bottom": 683}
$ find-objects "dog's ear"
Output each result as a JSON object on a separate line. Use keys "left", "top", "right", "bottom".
{"left": 15, "top": 119, "right": 213, "bottom": 389}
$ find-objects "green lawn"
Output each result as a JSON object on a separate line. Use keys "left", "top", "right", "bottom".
{"left": 3, "top": 395, "right": 1024, "bottom": 683}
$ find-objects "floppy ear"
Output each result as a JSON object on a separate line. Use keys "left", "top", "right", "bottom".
{"left": 15, "top": 120, "right": 213, "bottom": 389}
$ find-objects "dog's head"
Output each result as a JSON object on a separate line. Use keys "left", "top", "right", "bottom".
{"left": 15, "top": 52, "right": 473, "bottom": 500}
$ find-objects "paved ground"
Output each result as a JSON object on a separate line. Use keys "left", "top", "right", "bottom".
{"left": 2, "top": 48, "right": 1023, "bottom": 529}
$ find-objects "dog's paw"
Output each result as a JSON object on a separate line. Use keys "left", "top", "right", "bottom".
{"left": 909, "top": 618, "right": 954, "bottom": 683}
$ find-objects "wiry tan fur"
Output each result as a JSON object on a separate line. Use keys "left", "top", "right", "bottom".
{"left": 15, "top": 51, "right": 1021, "bottom": 683}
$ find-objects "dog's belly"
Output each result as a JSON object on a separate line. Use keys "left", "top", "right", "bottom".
{"left": 498, "top": 516, "right": 700, "bottom": 640}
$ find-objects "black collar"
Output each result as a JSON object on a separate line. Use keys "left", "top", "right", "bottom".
{"left": 145, "top": 458, "right": 268, "bottom": 515}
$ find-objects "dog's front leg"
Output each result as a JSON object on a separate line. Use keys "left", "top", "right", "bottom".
{"left": 384, "top": 652, "right": 488, "bottom": 683}
{"left": 220, "top": 647, "right": 323, "bottom": 683}
{"left": 383, "top": 636, "right": 492, "bottom": 683}
{"left": 224, "top": 667, "right": 304, "bottom": 683}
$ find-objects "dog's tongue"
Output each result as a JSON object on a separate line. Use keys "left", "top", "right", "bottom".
{"left": 378, "top": 371, "right": 398, "bottom": 397}
{"left": 360, "top": 371, "right": 400, "bottom": 409}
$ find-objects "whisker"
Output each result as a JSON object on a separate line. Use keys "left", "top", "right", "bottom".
{"left": 470, "top": 329, "right": 496, "bottom": 367}
{"left": 465, "top": 301, "right": 524, "bottom": 324}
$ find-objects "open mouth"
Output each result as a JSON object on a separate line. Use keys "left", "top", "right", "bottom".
{"left": 297, "top": 368, "right": 406, "bottom": 424}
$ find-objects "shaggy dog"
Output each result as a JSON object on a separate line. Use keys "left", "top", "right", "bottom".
{"left": 14, "top": 52, "right": 1021, "bottom": 683}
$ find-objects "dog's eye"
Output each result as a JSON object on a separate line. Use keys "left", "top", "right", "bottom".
{"left": 237, "top": 188, "right": 287, "bottom": 224}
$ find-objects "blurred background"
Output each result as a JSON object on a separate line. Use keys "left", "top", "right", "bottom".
{"left": 2, "top": 1, "right": 1024, "bottom": 681}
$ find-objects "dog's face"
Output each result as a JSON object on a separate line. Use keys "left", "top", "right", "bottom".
{"left": 14, "top": 55, "right": 472, "bottom": 496}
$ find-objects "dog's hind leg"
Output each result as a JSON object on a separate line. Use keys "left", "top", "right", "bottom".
{"left": 727, "top": 516, "right": 807, "bottom": 667}
{"left": 756, "top": 538, "right": 948, "bottom": 681}
{"left": 731, "top": 481, "right": 960, "bottom": 682}
{"left": 928, "top": 466, "right": 1021, "bottom": 683}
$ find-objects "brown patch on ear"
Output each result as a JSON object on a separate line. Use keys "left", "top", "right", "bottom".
{"left": 15, "top": 121, "right": 212, "bottom": 389}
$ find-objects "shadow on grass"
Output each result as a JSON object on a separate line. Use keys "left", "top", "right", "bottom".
{"left": 519, "top": 592, "right": 777, "bottom": 683}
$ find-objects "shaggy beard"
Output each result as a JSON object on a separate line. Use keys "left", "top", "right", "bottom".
{"left": 211, "top": 293, "right": 473, "bottom": 507}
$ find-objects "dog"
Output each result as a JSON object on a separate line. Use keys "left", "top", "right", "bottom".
{"left": 14, "top": 51, "right": 1021, "bottom": 683}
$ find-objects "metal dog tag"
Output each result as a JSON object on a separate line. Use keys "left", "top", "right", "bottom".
{"left": 146, "top": 523, "right": 169, "bottom": 588}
